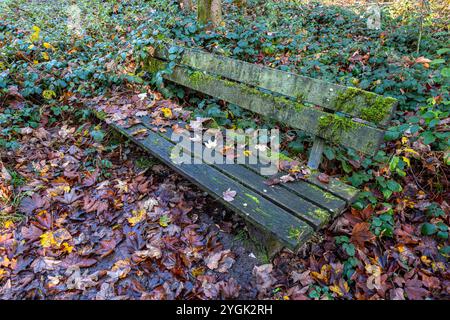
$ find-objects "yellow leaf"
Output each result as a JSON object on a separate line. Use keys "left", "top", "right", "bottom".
{"left": 311, "top": 264, "right": 330, "bottom": 282}
{"left": 42, "top": 52, "right": 49, "bottom": 60}
{"left": 404, "top": 148, "right": 419, "bottom": 156}
{"left": 43, "top": 42, "right": 55, "bottom": 50}
{"left": 131, "top": 128, "right": 147, "bottom": 136}
{"left": 42, "top": 90, "right": 56, "bottom": 100}
{"left": 402, "top": 156, "right": 410, "bottom": 167}
{"left": 161, "top": 107, "right": 172, "bottom": 118}
{"left": 0, "top": 256, "right": 11, "bottom": 267}
{"left": 37, "top": 209, "right": 47, "bottom": 216}
{"left": 40, "top": 231, "right": 57, "bottom": 248}
{"left": 30, "top": 26, "right": 40, "bottom": 42}
{"left": 365, "top": 264, "right": 381, "bottom": 277}
{"left": 3, "top": 220, "right": 14, "bottom": 229}
{"left": 421, "top": 255, "right": 431, "bottom": 265}
{"left": 61, "top": 242, "right": 74, "bottom": 254}
{"left": 191, "top": 267, "right": 204, "bottom": 277}
{"left": 127, "top": 209, "right": 146, "bottom": 226}
{"left": 329, "top": 284, "right": 343, "bottom": 297}
{"left": 33, "top": 60, "right": 39, "bottom": 65}
{"left": 431, "top": 262, "right": 445, "bottom": 272}
{"left": 243, "top": 150, "right": 252, "bottom": 157}
{"left": 401, "top": 136, "right": 408, "bottom": 144}
{"left": 159, "top": 214, "right": 170, "bottom": 227}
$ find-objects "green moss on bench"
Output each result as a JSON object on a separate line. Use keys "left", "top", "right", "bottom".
{"left": 318, "top": 113, "right": 362, "bottom": 143}
{"left": 334, "top": 87, "right": 396, "bottom": 124}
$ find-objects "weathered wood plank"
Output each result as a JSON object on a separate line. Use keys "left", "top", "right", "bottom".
{"left": 146, "top": 58, "right": 385, "bottom": 155}
{"left": 142, "top": 118, "right": 347, "bottom": 217}
{"left": 110, "top": 122, "right": 314, "bottom": 250}
{"left": 214, "top": 164, "right": 331, "bottom": 228}
{"left": 154, "top": 44, "right": 397, "bottom": 125}
{"left": 252, "top": 167, "right": 359, "bottom": 205}
{"left": 306, "top": 173, "right": 359, "bottom": 204}
{"left": 245, "top": 163, "right": 347, "bottom": 216}
{"left": 144, "top": 121, "right": 330, "bottom": 227}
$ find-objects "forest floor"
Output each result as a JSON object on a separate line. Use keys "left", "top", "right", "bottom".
{"left": 0, "top": 0, "right": 449, "bottom": 300}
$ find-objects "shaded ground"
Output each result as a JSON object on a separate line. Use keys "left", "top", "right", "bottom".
{"left": 0, "top": 108, "right": 263, "bottom": 299}
{"left": 1, "top": 86, "right": 449, "bottom": 300}
{"left": 1, "top": 0, "right": 449, "bottom": 300}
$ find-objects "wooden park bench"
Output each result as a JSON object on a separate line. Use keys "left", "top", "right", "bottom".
{"left": 96, "top": 44, "right": 397, "bottom": 256}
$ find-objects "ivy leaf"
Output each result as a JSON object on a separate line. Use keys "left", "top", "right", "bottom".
{"left": 421, "top": 223, "right": 437, "bottom": 236}
{"left": 90, "top": 129, "right": 105, "bottom": 142}
{"left": 421, "top": 131, "right": 436, "bottom": 144}
{"left": 440, "top": 67, "right": 450, "bottom": 78}
{"left": 387, "top": 180, "right": 402, "bottom": 192}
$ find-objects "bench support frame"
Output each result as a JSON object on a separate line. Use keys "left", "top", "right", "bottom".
{"left": 307, "top": 138, "right": 326, "bottom": 170}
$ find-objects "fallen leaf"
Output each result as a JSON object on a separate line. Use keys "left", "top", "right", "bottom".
{"left": 351, "top": 222, "right": 375, "bottom": 247}
{"left": 222, "top": 188, "right": 236, "bottom": 202}
{"left": 317, "top": 173, "right": 330, "bottom": 184}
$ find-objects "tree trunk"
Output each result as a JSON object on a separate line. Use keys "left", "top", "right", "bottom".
{"left": 181, "top": 0, "right": 193, "bottom": 11}
{"left": 234, "top": 0, "right": 246, "bottom": 8}
{"left": 197, "top": 0, "right": 222, "bottom": 27}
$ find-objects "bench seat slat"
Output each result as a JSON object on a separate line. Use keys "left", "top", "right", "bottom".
{"left": 141, "top": 118, "right": 347, "bottom": 220}
{"left": 142, "top": 121, "right": 333, "bottom": 228}
{"left": 147, "top": 58, "right": 385, "bottom": 155}
{"left": 306, "top": 173, "right": 359, "bottom": 204}
{"left": 248, "top": 164, "right": 358, "bottom": 204}
{"left": 111, "top": 122, "right": 313, "bottom": 250}
{"left": 244, "top": 164, "right": 348, "bottom": 215}
{"left": 214, "top": 164, "right": 331, "bottom": 228}
{"left": 155, "top": 45, "right": 397, "bottom": 125}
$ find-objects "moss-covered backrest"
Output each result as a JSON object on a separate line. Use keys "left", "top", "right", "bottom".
{"left": 147, "top": 44, "right": 397, "bottom": 157}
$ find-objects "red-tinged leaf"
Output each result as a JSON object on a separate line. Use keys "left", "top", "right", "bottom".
{"left": 280, "top": 174, "right": 295, "bottom": 183}
{"left": 405, "top": 278, "right": 428, "bottom": 300}
{"left": 421, "top": 274, "right": 440, "bottom": 289}
{"left": 222, "top": 189, "right": 236, "bottom": 202}
{"left": 361, "top": 204, "right": 374, "bottom": 220}
{"left": 56, "top": 189, "right": 82, "bottom": 204}
{"left": 82, "top": 168, "right": 99, "bottom": 187}
{"left": 61, "top": 254, "right": 97, "bottom": 268}
{"left": 97, "top": 238, "right": 118, "bottom": 258}
{"left": 317, "top": 173, "right": 330, "bottom": 184}
{"left": 19, "top": 194, "right": 48, "bottom": 215}
{"left": 35, "top": 211, "right": 53, "bottom": 230}
{"left": 21, "top": 225, "right": 43, "bottom": 241}
{"left": 205, "top": 250, "right": 235, "bottom": 272}
{"left": 253, "top": 264, "right": 276, "bottom": 298}
{"left": 351, "top": 222, "right": 375, "bottom": 247}
{"left": 217, "top": 278, "right": 240, "bottom": 299}
{"left": 390, "top": 288, "right": 405, "bottom": 300}
{"left": 264, "top": 177, "right": 280, "bottom": 186}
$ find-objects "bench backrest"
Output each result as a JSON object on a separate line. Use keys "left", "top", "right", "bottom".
{"left": 146, "top": 44, "right": 397, "bottom": 168}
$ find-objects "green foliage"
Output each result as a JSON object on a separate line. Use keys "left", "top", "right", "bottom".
{"left": 90, "top": 129, "right": 105, "bottom": 142}
{"left": 335, "top": 235, "right": 356, "bottom": 256}
{"left": 421, "top": 222, "right": 448, "bottom": 239}
{"left": 308, "top": 285, "right": 333, "bottom": 300}
{"left": 370, "top": 207, "right": 395, "bottom": 238}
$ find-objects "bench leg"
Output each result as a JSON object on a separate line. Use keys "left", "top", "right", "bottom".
{"left": 245, "top": 222, "right": 284, "bottom": 259}
{"left": 307, "top": 138, "right": 325, "bottom": 170}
